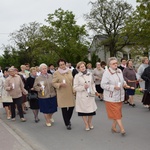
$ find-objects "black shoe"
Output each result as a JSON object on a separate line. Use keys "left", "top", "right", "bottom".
{"left": 35, "top": 119, "right": 40, "bottom": 123}
{"left": 129, "top": 103, "right": 132, "bottom": 106}
{"left": 129, "top": 103, "right": 135, "bottom": 107}
{"left": 66, "top": 125, "right": 71, "bottom": 130}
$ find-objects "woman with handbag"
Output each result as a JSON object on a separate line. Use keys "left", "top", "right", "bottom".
{"left": 25, "top": 67, "right": 39, "bottom": 123}
{"left": 73, "top": 61, "right": 98, "bottom": 131}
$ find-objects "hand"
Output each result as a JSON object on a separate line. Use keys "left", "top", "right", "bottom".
{"left": 60, "top": 83, "right": 67, "bottom": 88}
{"left": 123, "top": 84, "right": 130, "bottom": 89}
{"left": 95, "top": 77, "right": 101, "bottom": 80}
{"left": 127, "top": 80, "right": 131, "bottom": 83}
{"left": 138, "top": 88, "right": 143, "bottom": 91}
{"left": 95, "top": 92, "right": 100, "bottom": 97}
{"left": 10, "top": 85, "right": 14, "bottom": 90}
{"left": 30, "top": 88, "right": 34, "bottom": 90}
{"left": 130, "top": 87, "right": 135, "bottom": 90}
{"left": 138, "top": 79, "right": 143, "bottom": 82}
{"left": 23, "top": 90, "right": 28, "bottom": 95}
{"left": 84, "top": 84, "right": 89, "bottom": 89}
{"left": 128, "top": 80, "right": 137, "bottom": 83}
{"left": 114, "top": 86, "right": 121, "bottom": 90}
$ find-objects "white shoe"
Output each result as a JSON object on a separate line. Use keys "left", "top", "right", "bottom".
{"left": 7, "top": 117, "right": 11, "bottom": 120}
{"left": 46, "top": 123, "right": 52, "bottom": 127}
{"left": 50, "top": 118, "right": 54, "bottom": 123}
{"left": 11, "top": 118, "right": 16, "bottom": 121}
{"left": 20, "top": 118, "right": 26, "bottom": 122}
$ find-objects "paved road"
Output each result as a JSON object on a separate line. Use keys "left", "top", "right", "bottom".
{"left": 0, "top": 95, "right": 150, "bottom": 150}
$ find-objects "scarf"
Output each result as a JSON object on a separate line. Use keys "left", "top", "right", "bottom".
{"left": 109, "top": 67, "right": 121, "bottom": 74}
{"left": 58, "top": 67, "right": 69, "bottom": 74}
{"left": 81, "top": 70, "right": 87, "bottom": 75}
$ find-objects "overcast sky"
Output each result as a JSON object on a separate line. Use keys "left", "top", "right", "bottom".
{"left": 0, "top": 0, "right": 137, "bottom": 54}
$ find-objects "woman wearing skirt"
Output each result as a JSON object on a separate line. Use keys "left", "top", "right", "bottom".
{"left": 73, "top": 61, "right": 98, "bottom": 131}
{"left": 25, "top": 67, "right": 40, "bottom": 122}
{"left": 34, "top": 63, "right": 57, "bottom": 127}
{"left": 101, "top": 57, "right": 131, "bottom": 136}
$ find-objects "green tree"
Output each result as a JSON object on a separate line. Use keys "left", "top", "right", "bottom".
{"left": 10, "top": 22, "right": 45, "bottom": 66}
{"left": 85, "top": 0, "right": 133, "bottom": 57}
{"left": 0, "top": 45, "right": 20, "bottom": 68}
{"left": 43, "top": 8, "right": 89, "bottom": 64}
{"left": 123, "top": 0, "right": 150, "bottom": 51}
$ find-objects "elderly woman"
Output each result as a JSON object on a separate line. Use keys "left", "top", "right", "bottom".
{"left": 52, "top": 59, "right": 75, "bottom": 130}
{"left": 25, "top": 67, "right": 39, "bottom": 123}
{"left": 33, "top": 63, "right": 57, "bottom": 127}
{"left": 19, "top": 65, "right": 29, "bottom": 113}
{"left": 101, "top": 57, "right": 129, "bottom": 136}
{"left": 93, "top": 62, "right": 105, "bottom": 101}
{"left": 86, "top": 63, "right": 93, "bottom": 73}
{"left": 5, "top": 67, "right": 28, "bottom": 122}
{"left": 73, "top": 61, "right": 98, "bottom": 131}
{"left": 123, "top": 60, "right": 137, "bottom": 107}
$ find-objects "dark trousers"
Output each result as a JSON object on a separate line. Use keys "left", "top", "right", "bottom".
{"left": 11, "top": 97, "right": 24, "bottom": 118}
{"left": 61, "top": 107, "right": 74, "bottom": 126}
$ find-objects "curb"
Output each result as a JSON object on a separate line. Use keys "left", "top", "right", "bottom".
{"left": 0, "top": 119, "right": 33, "bottom": 150}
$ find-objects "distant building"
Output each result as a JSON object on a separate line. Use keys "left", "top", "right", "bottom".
{"left": 88, "top": 35, "right": 132, "bottom": 63}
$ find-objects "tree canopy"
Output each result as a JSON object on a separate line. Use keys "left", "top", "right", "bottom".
{"left": 43, "top": 8, "right": 89, "bottom": 64}
{"left": 123, "top": 0, "right": 150, "bottom": 51}
{"left": 85, "top": 0, "right": 133, "bottom": 56}
{"left": 0, "top": 8, "right": 89, "bottom": 68}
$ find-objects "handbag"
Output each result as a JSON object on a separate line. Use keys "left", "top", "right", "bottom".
{"left": 28, "top": 92, "right": 38, "bottom": 101}
{"left": 1, "top": 95, "right": 13, "bottom": 103}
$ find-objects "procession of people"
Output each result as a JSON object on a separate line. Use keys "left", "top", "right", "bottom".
{"left": 0, "top": 56, "right": 149, "bottom": 137}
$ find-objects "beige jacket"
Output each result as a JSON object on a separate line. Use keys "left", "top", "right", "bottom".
{"left": 52, "top": 70, "right": 75, "bottom": 108}
{"left": 73, "top": 72, "right": 97, "bottom": 113}
{"left": 5, "top": 75, "right": 28, "bottom": 99}
{"left": 0, "top": 77, "right": 13, "bottom": 103}
{"left": 33, "top": 74, "right": 56, "bottom": 98}
{"left": 101, "top": 68, "right": 125, "bottom": 102}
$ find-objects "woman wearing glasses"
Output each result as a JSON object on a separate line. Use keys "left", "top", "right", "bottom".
{"left": 101, "top": 57, "right": 130, "bottom": 136}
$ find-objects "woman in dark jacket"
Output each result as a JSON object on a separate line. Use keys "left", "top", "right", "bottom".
{"left": 141, "top": 61, "right": 150, "bottom": 110}
{"left": 25, "top": 67, "right": 39, "bottom": 122}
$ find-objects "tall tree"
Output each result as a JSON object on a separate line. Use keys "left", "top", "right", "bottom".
{"left": 123, "top": 0, "right": 150, "bottom": 52}
{"left": 85, "top": 0, "right": 133, "bottom": 57}
{"left": 0, "top": 45, "right": 19, "bottom": 68}
{"left": 10, "top": 22, "right": 44, "bottom": 66}
{"left": 43, "top": 8, "right": 89, "bottom": 64}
